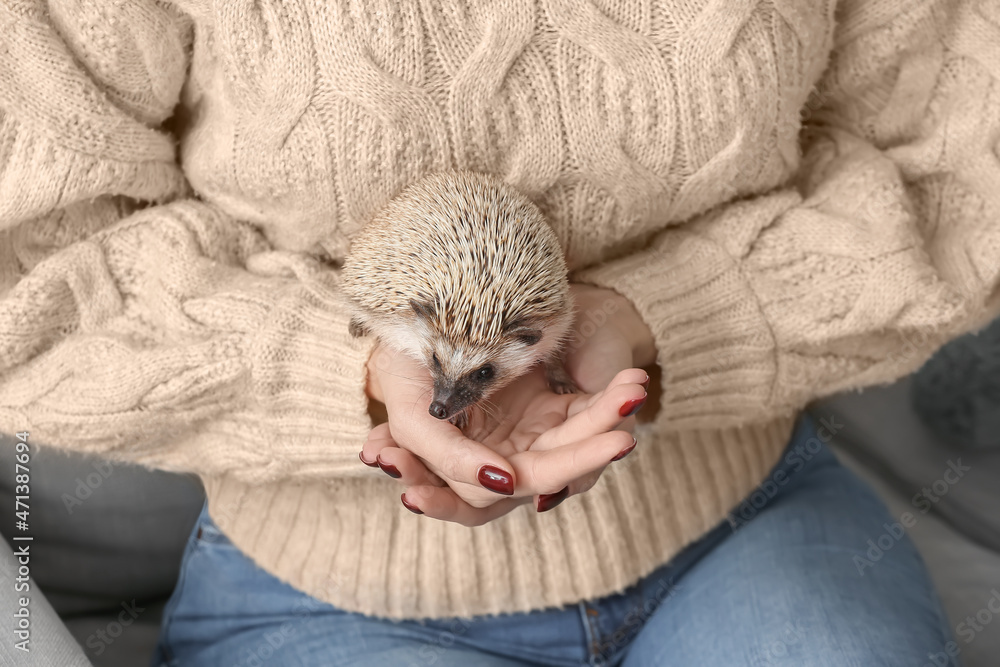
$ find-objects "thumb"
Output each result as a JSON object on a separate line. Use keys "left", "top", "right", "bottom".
{"left": 388, "top": 392, "right": 517, "bottom": 497}
{"left": 436, "top": 427, "right": 517, "bottom": 496}
{"left": 565, "top": 336, "right": 632, "bottom": 394}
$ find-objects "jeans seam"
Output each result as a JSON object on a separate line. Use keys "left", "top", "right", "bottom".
{"left": 153, "top": 506, "right": 207, "bottom": 666}
{"left": 603, "top": 588, "right": 645, "bottom": 663}
{"left": 578, "top": 602, "right": 604, "bottom": 666}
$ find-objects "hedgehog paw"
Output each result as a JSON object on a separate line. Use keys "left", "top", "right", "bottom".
{"left": 549, "top": 378, "right": 578, "bottom": 395}
{"left": 545, "top": 362, "right": 578, "bottom": 395}
{"left": 449, "top": 410, "right": 469, "bottom": 431}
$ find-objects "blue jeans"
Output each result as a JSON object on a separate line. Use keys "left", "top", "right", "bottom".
{"left": 152, "top": 416, "right": 958, "bottom": 666}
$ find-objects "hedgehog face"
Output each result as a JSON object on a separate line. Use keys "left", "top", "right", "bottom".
{"left": 425, "top": 344, "right": 501, "bottom": 421}
{"left": 396, "top": 299, "right": 556, "bottom": 422}
{"left": 423, "top": 325, "right": 553, "bottom": 422}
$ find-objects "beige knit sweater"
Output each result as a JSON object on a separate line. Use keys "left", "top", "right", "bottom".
{"left": 1, "top": 0, "right": 998, "bottom": 619}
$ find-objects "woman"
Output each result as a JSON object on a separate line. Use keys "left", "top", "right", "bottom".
{"left": 1, "top": 0, "right": 996, "bottom": 664}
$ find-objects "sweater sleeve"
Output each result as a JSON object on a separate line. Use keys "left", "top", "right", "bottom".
{"left": 576, "top": 0, "right": 1000, "bottom": 430}
{"left": 0, "top": 2, "right": 375, "bottom": 482}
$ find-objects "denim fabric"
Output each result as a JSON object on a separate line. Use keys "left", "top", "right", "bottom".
{"left": 152, "top": 416, "right": 958, "bottom": 666}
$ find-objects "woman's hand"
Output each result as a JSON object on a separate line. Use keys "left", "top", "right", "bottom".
{"left": 362, "top": 284, "right": 657, "bottom": 526}
{"left": 531, "top": 283, "right": 657, "bottom": 505}
{"left": 363, "top": 342, "right": 648, "bottom": 525}
{"left": 563, "top": 283, "right": 657, "bottom": 394}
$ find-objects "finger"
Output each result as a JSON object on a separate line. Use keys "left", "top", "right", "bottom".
{"left": 533, "top": 468, "right": 603, "bottom": 513}
{"left": 400, "top": 485, "right": 530, "bottom": 527}
{"left": 566, "top": 367, "right": 649, "bottom": 419}
{"left": 516, "top": 430, "right": 637, "bottom": 494}
{"left": 565, "top": 336, "right": 633, "bottom": 394}
{"left": 377, "top": 345, "right": 521, "bottom": 497}
{"left": 373, "top": 446, "right": 447, "bottom": 487}
{"left": 570, "top": 468, "right": 605, "bottom": 496}
{"left": 360, "top": 422, "right": 396, "bottom": 466}
{"left": 392, "top": 416, "right": 519, "bottom": 497}
{"left": 533, "top": 370, "right": 647, "bottom": 452}
{"left": 362, "top": 423, "right": 446, "bottom": 487}
{"left": 534, "top": 453, "right": 633, "bottom": 512}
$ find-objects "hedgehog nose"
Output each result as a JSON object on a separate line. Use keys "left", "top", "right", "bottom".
{"left": 429, "top": 401, "right": 449, "bottom": 420}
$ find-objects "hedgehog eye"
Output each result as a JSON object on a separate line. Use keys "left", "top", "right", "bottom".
{"left": 477, "top": 365, "right": 494, "bottom": 381}
{"left": 432, "top": 353, "right": 441, "bottom": 369}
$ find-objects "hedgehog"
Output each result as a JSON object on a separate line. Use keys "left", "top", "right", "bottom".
{"left": 341, "top": 171, "right": 577, "bottom": 429}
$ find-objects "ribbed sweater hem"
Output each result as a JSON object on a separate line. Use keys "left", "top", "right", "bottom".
{"left": 202, "top": 416, "right": 794, "bottom": 620}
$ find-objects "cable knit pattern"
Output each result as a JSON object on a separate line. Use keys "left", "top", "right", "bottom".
{"left": 1, "top": 0, "right": 999, "bottom": 619}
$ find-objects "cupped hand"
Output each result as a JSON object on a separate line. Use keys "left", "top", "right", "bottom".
{"left": 362, "top": 342, "right": 648, "bottom": 526}
{"left": 562, "top": 283, "right": 657, "bottom": 394}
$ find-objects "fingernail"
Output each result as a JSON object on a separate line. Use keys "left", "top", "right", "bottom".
{"left": 478, "top": 465, "right": 514, "bottom": 495}
{"left": 611, "top": 437, "right": 637, "bottom": 462}
{"left": 401, "top": 493, "right": 423, "bottom": 515}
{"left": 359, "top": 451, "right": 379, "bottom": 468}
{"left": 536, "top": 486, "right": 570, "bottom": 513}
{"left": 640, "top": 374, "right": 650, "bottom": 390}
{"left": 377, "top": 456, "right": 401, "bottom": 479}
{"left": 619, "top": 393, "right": 647, "bottom": 418}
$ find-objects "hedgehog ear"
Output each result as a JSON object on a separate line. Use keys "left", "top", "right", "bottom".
{"left": 503, "top": 317, "right": 542, "bottom": 346}
{"left": 514, "top": 329, "right": 542, "bottom": 346}
{"left": 409, "top": 298, "right": 436, "bottom": 321}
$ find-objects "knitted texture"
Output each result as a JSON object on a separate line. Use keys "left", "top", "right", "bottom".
{"left": 1, "top": 0, "right": 999, "bottom": 618}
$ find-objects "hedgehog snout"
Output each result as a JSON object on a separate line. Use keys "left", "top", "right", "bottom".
{"left": 429, "top": 401, "right": 450, "bottom": 420}
{"left": 429, "top": 376, "right": 482, "bottom": 422}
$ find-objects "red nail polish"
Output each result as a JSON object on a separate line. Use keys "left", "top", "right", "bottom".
{"left": 377, "top": 456, "right": 402, "bottom": 479}
{"left": 478, "top": 465, "right": 514, "bottom": 495}
{"left": 401, "top": 494, "right": 423, "bottom": 515}
{"left": 536, "top": 486, "right": 570, "bottom": 513}
{"left": 619, "top": 394, "right": 647, "bottom": 418}
{"left": 611, "top": 437, "right": 637, "bottom": 462}
{"left": 359, "top": 451, "right": 379, "bottom": 468}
